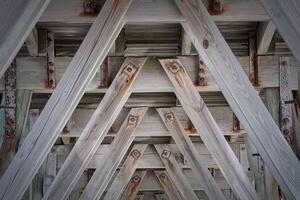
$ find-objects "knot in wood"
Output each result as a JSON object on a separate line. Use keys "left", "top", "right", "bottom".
{"left": 161, "top": 149, "right": 171, "bottom": 159}
{"left": 168, "top": 62, "right": 181, "bottom": 74}
{"left": 132, "top": 175, "right": 141, "bottom": 183}
{"left": 131, "top": 149, "right": 141, "bottom": 159}
{"left": 128, "top": 115, "right": 138, "bottom": 126}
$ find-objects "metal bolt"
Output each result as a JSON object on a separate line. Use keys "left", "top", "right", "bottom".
{"left": 132, "top": 175, "right": 141, "bottom": 183}
{"left": 168, "top": 62, "right": 181, "bottom": 74}
{"left": 128, "top": 115, "right": 138, "bottom": 125}
{"left": 131, "top": 149, "right": 141, "bottom": 159}
{"left": 159, "top": 173, "right": 167, "bottom": 180}
{"left": 165, "top": 113, "right": 174, "bottom": 122}
{"left": 162, "top": 150, "right": 171, "bottom": 159}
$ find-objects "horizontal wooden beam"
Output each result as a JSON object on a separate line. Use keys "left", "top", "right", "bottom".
{"left": 176, "top": 0, "right": 300, "bottom": 199}
{"left": 0, "top": 0, "right": 51, "bottom": 78}
{"left": 40, "top": 0, "right": 269, "bottom": 24}
{"left": 2, "top": 56, "right": 298, "bottom": 93}
{"left": 0, "top": 1, "right": 132, "bottom": 199}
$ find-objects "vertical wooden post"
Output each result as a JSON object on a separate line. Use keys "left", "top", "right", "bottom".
{"left": 232, "top": 113, "right": 240, "bottom": 132}
{"left": 249, "top": 31, "right": 258, "bottom": 86}
{"left": 197, "top": 57, "right": 207, "bottom": 86}
{"left": 99, "top": 57, "right": 109, "bottom": 88}
{"left": 279, "top": 57, "right": 297, "bottom": 152}
{"left": 47, "top": 32, "right": 56, "bottom": 89}
{"left": 181, "top": 29, "right": 192, "bottom": 55}
{"left": 0, "top": 61, "right": 17, "bottom": 175}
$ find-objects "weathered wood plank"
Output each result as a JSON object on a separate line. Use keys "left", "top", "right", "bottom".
{"left": 156, "top": 108, "right": 225, "bottom": 200}
{"left": 98, "top": 144, "right": 148, "bottom": 200}
{"left": 120, "top": 170, "right": 147, "bottom": 200}
{"left": 40, "top": 0, "right": 269, "bottom": 23}
{"left": 0, "top": 1, "right": 132, "bottom": 199}
{"left": 0, "top": 0, "right": 51, "bottom": 78}
{"left": 47, "top": 32, "right": 56, "bottom": 89}
{"left": 0, "top": 62, "right": 17, "bottom": 175}
{"left": 25, "top": 27, "right": 39, "bottom": 57}
{"left": 154, "top": 170, "right": 183, "bottom": 200}
{"left": 259, "top": 0, "right": 300, "bottom": 62}
{"left": 175, "top": 0, "right": 300, "bottom": 198}
{"left": 257, "top": 21, "right": 276, "bottom": 55}
{"left": 52, "top": 106, "right": 147, "bottom": 200}
{"left": 279, "top": 57, "right": 299, "bottom": 153}
{"left": 159, "top": 59, "right": 256, "bottom": 200}
{"left": 44, "top": 58, "right": 147, "bottom": 200}
{"left": 154, "top": 144, "right": 198, "bottom": 200}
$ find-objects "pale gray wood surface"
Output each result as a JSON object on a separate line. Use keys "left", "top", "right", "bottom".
{"left": 120, "top": 170, "right": 147, "bottom": 200}
{"left": 43, "top": 58, "right": 147, "bottom": 200}
{"left": 157, "top": 108, "right": 225, "bottom": 200}
{"left": 99, "top": 144, "right": 148, "bottom": 200}
{"left": 154, "top": 145, "right": 198, "bottom": 200}
{"left": 257, "top": 21, "right": 276, "bottom": 55}
{"left": 0, "top": 1, "right": 132, "bottom": 199}
{"left": 159, "top": 59, "right": 256, "bottom": 200}
{"left": 154, "top": 170, "right": 183, "bottom": 200}
{"left": 40, "top": 0, "right": 269, "bottom": 23}
{"left": 175, "top": 0, "right": 300, "bottom": 199}
{"left": 259, "top": 0, "right": 300, "bottom": 62}
{"left": 0, "top": 0, "right": 51, "bottom": 78}
{"left": 25, "top": 27, "right": 39, "bottom": 57}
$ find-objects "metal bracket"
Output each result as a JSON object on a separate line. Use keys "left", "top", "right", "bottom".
{"left": 132, "top": 175, "right": 141, "bottom": 183}
{"left": 168, "top": 61, "right": 182, "bottom": 74}
{"left": 161, "top": 149, "right": 171, "bottom": 159}
{"left": 127, "top": 115, "right": 139, "bottom": 126}
{"left": 164, "top": 112, "right": 175, "bottom": 122}
{"left": 123, "top": 63, "right": 137, "bottom": 77}
{"left": 130, "top": 149, "right": 141, "bottom": 159}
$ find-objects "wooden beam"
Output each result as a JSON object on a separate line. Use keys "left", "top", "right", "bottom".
{"left": 156, "top": 108, "right": 225, "bottom": 200}
{"left": 0, "top": 1, "right": 133, "bottom": 199}
{"left": 154, "top": 170, "right": 183, "bottom": 200}
{"left": 175, "top": 1, "right": 300, "bottom": 199}
{"left": 279, "top": 57, "right": 300, "bottom": 154}
{"left": 181, "top": 29, "right": 192, "bottom": 55}
{"left": 259, "top": 0, "right": 300, "bottom": 62}
{"left": 0, "top": 0, "right": 51, "bottom": 78}
{"left": 43, "top": 58, "right": 147, "bottom": 200}
{"left": 40, "top": 0, "right": 269, "bottom": 23}
{"left": 159, "top": 59, "right": 256, "bottom": 200}
{"left": 249, "top": 31, "right": 258, "bottom": 86}
{"left": 25, "top": 27, "right": 39, "bottom": 57}
{"left": 47, "top": 32, "right": 56, "bottom": 89}
{"left": 99, "top": 144, "right": 148, "bottom": 200}
{"left": 257, "top": 21, "right": 276, "bottom": 55}
{"left": 120, "top": 170, "right": 147, "bottom": 200}
{"left": 0, "top": 61, "right": 17, "bottom": 175}
{"left": 154, "top": 144, "right": 198, "bottom": 200}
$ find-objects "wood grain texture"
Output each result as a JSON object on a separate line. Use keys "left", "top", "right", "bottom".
{"left": 97, "top": 144, "right": 148, "bottom": 200}
{"left": 159, "top": 59, "right": 256, "bottom": 200}
{"left": 154, "top": 170, "right": 182, "bottom": 200}
{"left": 0, "top": 0, "right": 51, "bottom": 78}
{"left": 43, "top": 58, "right": 147, "bottom": 200}
{"left": 175, "top": 0, "right": 300, "bottom": 199}
{"left": 120, "top": 170, "right": 147, "bottom": 200}
{"left": 0, "top": 1, "right": 132, "bottom": 199}
{"left": 156, "top": 108, "right": 225, "bottom": 200}
{"left": 259, "top": 0, "right": 300, "bottom": 62}
{"left": 154, "top": 144, "right": 198, "bottom": 200}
